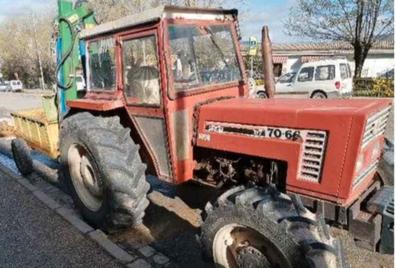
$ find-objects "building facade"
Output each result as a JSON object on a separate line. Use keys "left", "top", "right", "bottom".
{"left": 242, "top": 40, "right": 394, "bottom": 78}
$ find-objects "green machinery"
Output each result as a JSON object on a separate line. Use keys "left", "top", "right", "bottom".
{"left": 57, "top": 0, "right": 96, "bottom": 115}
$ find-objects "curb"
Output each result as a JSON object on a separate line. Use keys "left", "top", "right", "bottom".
{"left": 0, "top": 162, "right": 140, "bottom": 267}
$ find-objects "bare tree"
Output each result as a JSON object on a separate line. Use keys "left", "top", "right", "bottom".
{"left": 87, "top": 0, "right": 152, "bottom": 22}
{"left": 88, "top": 0, "right": 243, "bottom": 23}
{"left": 0, "top": 11, "right": 55, "bottom": 88}
{"left": 285, "top": 0, "right": 394, "bottom": 78}
{"left": 31, "top": 12, "right": 46, "bottom": 90}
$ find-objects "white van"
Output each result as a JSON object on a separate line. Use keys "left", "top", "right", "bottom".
{"left": 9, "top": 80, "right": 23, "bottom": 92}
{"left": 276, "top": 59, "right": 353, "bottom": 99}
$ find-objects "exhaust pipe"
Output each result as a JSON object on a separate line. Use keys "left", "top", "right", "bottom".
{"left": 261, "top": 26, "right": 275, "bottom": 98}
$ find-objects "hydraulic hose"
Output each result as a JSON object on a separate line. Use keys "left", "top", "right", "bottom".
{"left": 56, "top": 16, "right": 78, "bottom": 91}
{"left": 56, "top": 9, "right": 97, "bottom": 91}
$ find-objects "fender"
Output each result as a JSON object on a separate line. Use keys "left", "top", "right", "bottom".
{"left": 67, "top": 97, "right": 124, "bottom": 111}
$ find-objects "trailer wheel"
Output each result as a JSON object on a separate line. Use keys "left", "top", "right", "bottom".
{"left": 11, "top": 138, "right": 33, "bottom": 176}
{"left": 201, "top": 186, "right": 348, "bottom": 268}
{"left": 60, "top": 112, "right": 150, "bottom": 230}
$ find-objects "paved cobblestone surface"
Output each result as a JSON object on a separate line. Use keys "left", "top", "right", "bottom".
{"left": 0, "top": 150, "right": 179, "bottom": 267}
{"left": 127, "top": 258, "right": 152, "bottom": 268}
{"left": 0, "top": 165, "right": 122, "bottom": 268}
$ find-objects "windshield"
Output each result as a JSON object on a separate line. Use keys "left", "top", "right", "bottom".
{"left": 278, "top": 72, "right": 296, "bottom": 83}
{"left": 168, "top": 24, "right": 241, "bottom": 92}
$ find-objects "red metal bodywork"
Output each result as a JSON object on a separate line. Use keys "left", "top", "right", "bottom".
{"left": 67, "top": 10, "right": 392, "bottom": 208}
{"left": 196, "top": 98, "right": 392, "bottom": 206}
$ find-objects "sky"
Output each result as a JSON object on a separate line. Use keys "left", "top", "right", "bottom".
{"left": 0, "top": 0, "right": 300, "bottom": 43}
{"left": 224, "top": 0, "right": 300, "bottom": 43}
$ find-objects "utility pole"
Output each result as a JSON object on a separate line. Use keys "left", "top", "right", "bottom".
{"left": 32, "top": 13, "right": 46, "bottom": 90}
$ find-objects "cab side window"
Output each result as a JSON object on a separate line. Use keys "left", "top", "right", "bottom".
{"left": 88, "top": 38, "right": 116, "bottom": 90}
{"left": 315, "top": 65, "right": 335, "bottom": 81}
{"left": 340, "top": 63, "right": 350, "bottom": 79}
{"left": 297, "top": 67, "right": 314, "bottom": 82}
{"left": 122, "top": 35, "right": 160, "bottom": 106}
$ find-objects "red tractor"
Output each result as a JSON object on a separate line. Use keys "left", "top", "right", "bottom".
{"left": 11, "top": 5, "right": 393, "bottom": 268}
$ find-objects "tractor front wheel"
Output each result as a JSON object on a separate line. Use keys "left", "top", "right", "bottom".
{"left": 201, "top": 186, "right": 348, "bottom": 268}
{"left": 60, "top": 112, "right": 150, "bottom": 231}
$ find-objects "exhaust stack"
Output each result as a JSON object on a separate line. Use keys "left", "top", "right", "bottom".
{"left": 261, "top": 26, "right": 275, "bottom": 98}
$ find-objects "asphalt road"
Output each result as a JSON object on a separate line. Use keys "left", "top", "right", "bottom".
{"left": 0, "top": 167, "right": 122, "bottom": 268}
{"left": 0, "top": 92, "right": 42, "bottom": 118}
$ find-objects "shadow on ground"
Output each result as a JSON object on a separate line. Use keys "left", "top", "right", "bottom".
{"left": 110, "top": 179, "right": 221, "bottom": 268}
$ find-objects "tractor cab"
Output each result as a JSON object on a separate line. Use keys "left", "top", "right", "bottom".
{"left": 68, "top": 5, "right": 247, "bottom": 182}
{"left": 71, "top": 5, "right": 246, "bottom": 103}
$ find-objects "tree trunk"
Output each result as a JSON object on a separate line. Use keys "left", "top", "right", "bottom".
{"left": 353, "top": 43, "right": 364, "bottom": 79}
{"left": 32, "top": 15, "right": 45, "bottom": 90}
{"left": 353, "top": 41, "right": 371, "bottom": 79}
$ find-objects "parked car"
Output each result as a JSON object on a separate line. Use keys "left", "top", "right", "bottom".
{"left": 70, "top": 75, "right": 86, "bottom": 91}
{"left": 274, "top": 59, "right": 353, "bottom": 99}
{"left": 0, "top": 79, "right": 11, "bottom": 92}
{"left": 379, "top": 68, "right": 394, "bottom": 79}
{"left": 9, "top": 80, "right": 23, "bottom": 92}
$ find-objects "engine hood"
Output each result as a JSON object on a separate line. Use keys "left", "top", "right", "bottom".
{"left": 195, "top": 97, "right": 392, "bottom": 204}
{"left": 197, "top": 97, "right": 392, "bottom": 129}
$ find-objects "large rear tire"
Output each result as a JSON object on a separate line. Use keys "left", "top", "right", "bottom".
{"left": 60, "top": 112, "right": 150, "bottom": 230}
{"left": 201, "top": 186, "right": 348, "bottom": 268}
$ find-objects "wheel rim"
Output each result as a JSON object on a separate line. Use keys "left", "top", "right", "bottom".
{"left": 313, "top": 93, "right": 326, "bottom": 99}
{"left": 213, "top": 224, "right": 289, "bottom": 268}
{"left": 68, "top": 143, "right": 103, "bottom": 211}
{"left": 258, "top": 92, "right": 267, "bottom": 99}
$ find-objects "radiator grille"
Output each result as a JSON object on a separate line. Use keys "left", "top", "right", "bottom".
{"left": 298, "top": 131, "right": 327, "bottom": 182}
{"left": 362, "top": 106, "right": 391, "bottom": 147}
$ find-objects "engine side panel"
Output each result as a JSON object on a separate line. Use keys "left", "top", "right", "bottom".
{"left": 196, "top": 98, "right": 392, "bottom": 205}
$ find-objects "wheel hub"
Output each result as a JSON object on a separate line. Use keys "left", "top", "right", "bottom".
{"left": 68, "top": 143, "right": 104, "bottom": 211}
{"left": 237, "top": 246, "right": 270, "bottom": 268}
{"left": 213, "top": 224, "right": 287, "bottom": 268}
{"left": 80, "top": 156, "right": 102, "bottom": 197}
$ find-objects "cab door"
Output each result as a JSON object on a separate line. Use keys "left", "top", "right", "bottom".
{"left": 294, "top": 66, "right": 315, "bottom": 97}
{"left": 119, "top": 29, "right": 172, "bottom": 181}
{"left": 339, "top": 63, "right": 353, "bottom": 94}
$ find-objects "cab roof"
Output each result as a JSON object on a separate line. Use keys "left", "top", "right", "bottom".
{"left": 80, "top": 5, "right": 237, "bottom": 39}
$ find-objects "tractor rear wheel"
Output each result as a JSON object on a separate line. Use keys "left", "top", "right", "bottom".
{"left": 201, "top": 186, "right": 348, "bottom": 268}
{"left": 60, "top": 112, "right": 150, "bottom": 230}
